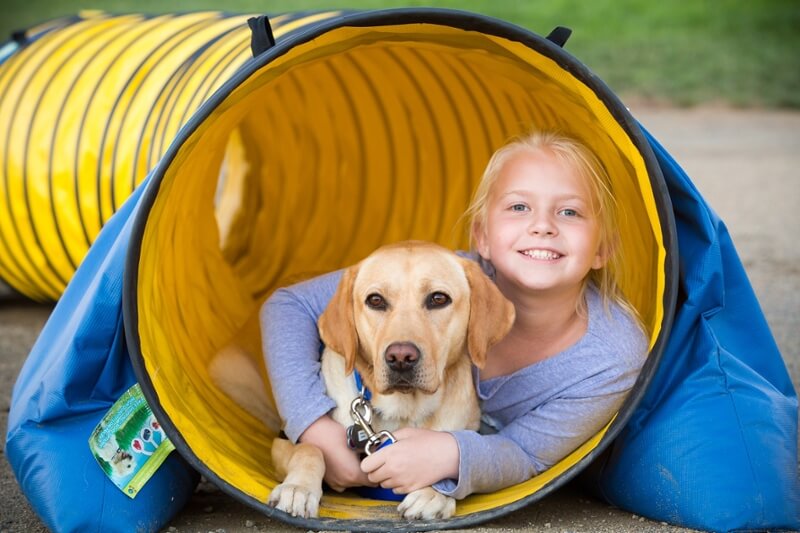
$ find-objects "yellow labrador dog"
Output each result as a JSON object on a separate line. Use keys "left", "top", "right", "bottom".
{"left": 211, "top": 241, "right": 514, "bottom": 520}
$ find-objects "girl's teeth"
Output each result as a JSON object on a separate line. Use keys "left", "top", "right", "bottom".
{"left": 522, "top": 249, "right": 560, "bottom": 260}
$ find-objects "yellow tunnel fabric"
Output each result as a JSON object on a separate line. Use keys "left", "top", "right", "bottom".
{"left": 125, "top": 11, "right": 669, "bottom": 528}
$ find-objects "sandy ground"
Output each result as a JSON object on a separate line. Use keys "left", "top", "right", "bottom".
{"left": 1, "top": 105, "right": 799, "bottom": 533}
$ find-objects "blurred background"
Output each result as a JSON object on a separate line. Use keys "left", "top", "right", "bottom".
{"left": 3, "top": 0, "right": 799, "bottom": 109}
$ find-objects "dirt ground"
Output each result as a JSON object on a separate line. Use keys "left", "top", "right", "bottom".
{"left": 1, "top": 105, "right": 799, "bottom": 533}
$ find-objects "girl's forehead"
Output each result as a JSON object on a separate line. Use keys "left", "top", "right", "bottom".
{"left": 491, "top": 150, "right": 591, "bottom": 197}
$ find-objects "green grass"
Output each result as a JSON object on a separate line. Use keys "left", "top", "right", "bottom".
{"left": 3, "top": 0, "right": 798, "bottom": 107}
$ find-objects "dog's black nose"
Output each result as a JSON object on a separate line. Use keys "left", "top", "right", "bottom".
{"left": 384, "top": 342, "right": 420, "bottom": 372}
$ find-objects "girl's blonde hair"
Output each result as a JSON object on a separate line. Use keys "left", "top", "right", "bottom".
{"left": 465, "top": 130, "right": 641, "bottom": 325}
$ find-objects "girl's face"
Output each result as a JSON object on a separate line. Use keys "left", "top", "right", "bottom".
{"left": 474, "top": 149, "right": 605, "bottom": 297}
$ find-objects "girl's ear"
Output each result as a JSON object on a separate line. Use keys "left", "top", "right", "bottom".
{"left": 592, "top": 232, "right": 618, "bottom": 270}
{"left": 592, "top": 246, "right": 607, "bottom": 270}
{"left": 472, "top": 221, "right": 490, "bottom": 260}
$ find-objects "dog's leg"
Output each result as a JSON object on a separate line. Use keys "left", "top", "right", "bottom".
{"left": 270, "top": 438, "right": 294, "bottom": 481}
{"left": 209, "top": 345, "right": 281, "bottom": 433}
{"left": 398, "top": 487, "right": 456, "bottom": 520}
{"left": 268, "top": 440, "right": 325, "bottom": 518}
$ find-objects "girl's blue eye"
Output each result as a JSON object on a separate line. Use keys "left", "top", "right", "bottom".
{"left": 510, "top": 203, "right": 528, "bottom": 212}
{"left": 559, "top": 208, "right": 578, "bottom": 217}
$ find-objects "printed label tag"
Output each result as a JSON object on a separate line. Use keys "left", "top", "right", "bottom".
{"left": 88, "top": 383, "right": 174, "bottom": 498}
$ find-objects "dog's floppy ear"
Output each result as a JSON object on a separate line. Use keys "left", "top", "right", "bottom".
{"left": 461, "top": 259, "right": 515, "bottom": 369}
{"left": 318, "top": 265, "right": 360, "bottom": 374}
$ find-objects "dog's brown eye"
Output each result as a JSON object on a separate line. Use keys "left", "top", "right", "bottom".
{"left": 366, "top": 293, "right": 387, "bottom": 310}
{"left": 426, "top": 292, "right": 452, "bottom": 309}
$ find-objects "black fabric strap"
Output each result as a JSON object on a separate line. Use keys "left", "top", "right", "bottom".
{"left": 11, "top": 29, "right": 27, "bottom": 45}
{"left": 247, "top": 16, "right": 276, "bottom": 57}
{"left": 546, "top": 26, "right": 572, "bottom": 48}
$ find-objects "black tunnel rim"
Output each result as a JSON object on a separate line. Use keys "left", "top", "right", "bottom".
{"left": 123, "top": 7, "right": 678, "bottom": 531}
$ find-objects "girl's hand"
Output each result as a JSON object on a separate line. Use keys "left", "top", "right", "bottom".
{"left": 360, "top": 428, "right": 459, "bottom": 494}
{"left": 298, "top": 415, "right": 376, "bottom": 492}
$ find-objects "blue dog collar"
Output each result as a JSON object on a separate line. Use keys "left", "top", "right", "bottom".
{"left": 354, "top": 369, "right": 371, "bottom": 400}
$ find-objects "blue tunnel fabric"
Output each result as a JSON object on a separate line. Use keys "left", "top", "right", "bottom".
{"left": 583, "top": 129, "right": 800, "bottom": 532}
{"left": 5, "top": 177, "right": 199, "bottom": 533}
{"left": 6, "top": 129, "right": 799, "bottom": 532}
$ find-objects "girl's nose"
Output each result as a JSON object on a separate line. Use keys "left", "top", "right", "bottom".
{"left": 528, "top": 214, "right": 557, "bottom": 236}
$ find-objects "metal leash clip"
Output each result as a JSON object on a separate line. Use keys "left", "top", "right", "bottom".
{"left": 349, "top": 396, "right": 395, "bottom": 455}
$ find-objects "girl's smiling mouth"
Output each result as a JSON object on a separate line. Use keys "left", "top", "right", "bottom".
{"left": 519, "top": 248, "right": 562, "bottom": 260}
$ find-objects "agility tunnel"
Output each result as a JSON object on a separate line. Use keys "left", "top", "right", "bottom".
{"left": 0, "top": 10, "right": 326, "bottom": 302}
{"left": 5, "top": 8, "right": 798, "bottom": 533}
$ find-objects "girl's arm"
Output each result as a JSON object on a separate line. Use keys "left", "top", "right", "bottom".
{"left": 434, "top": 358, "right": 642, "bottom": 499}
{"left": 260, "top": 270, "right": 342, "bottom": 442}
{"left": 261, "top": 270, "right": 375, "bottom": 490}
{"left": 362, "top": 359, "right": 641, "bottom": 498}
{"left": 361, "top": 422, "right": 538, "bottom": 498}
{"left": 432, "top": 302, "right": 647, "bottom": 499}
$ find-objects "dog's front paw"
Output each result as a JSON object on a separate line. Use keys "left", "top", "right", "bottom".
{"left": 268, "top": 482, "right": 322, "bottom": 518}
{"left": 398, "top": 487, "right": 456, "bottom": 520}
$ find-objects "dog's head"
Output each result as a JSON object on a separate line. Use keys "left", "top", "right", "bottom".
{"left": 318, "top": 241, "right": 514, "bottom": 396}
{"left": 98, "top": 438, "right": 136, "bottom": 477}
{"left": 110, "top": 449, "right": 135, "bottom": 477}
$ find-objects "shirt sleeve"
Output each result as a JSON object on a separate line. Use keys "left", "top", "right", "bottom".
{"left": 434, "top": 364, "right": 638, "bottom": 499}
{"left": 260, "top": 270, "right": 343, "bottom": 442}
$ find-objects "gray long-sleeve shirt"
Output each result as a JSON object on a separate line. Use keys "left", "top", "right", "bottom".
{"left": 261, "top": 257, "right": 647, "bottom": 499}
